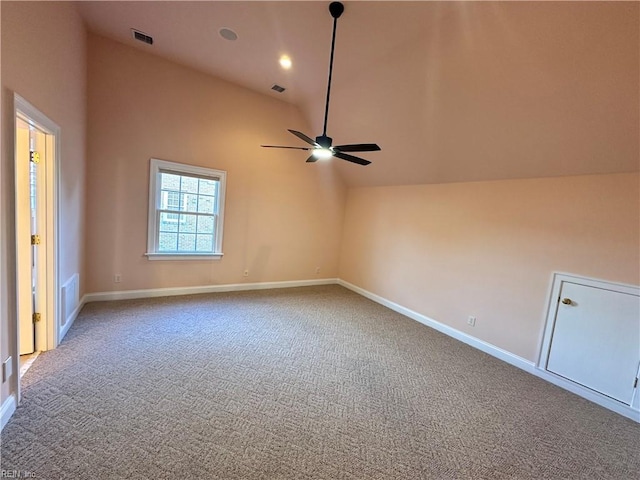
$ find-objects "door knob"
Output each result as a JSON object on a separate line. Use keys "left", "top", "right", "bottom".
{"left": 561, "top": 298, "right": 572, "bottom": 305}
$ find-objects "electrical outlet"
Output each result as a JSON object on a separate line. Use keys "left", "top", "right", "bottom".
{"left": 243, "top": 270, "right": 249, "bottom": 277}
{"left": 2, "top": 356, "right": 12, "bottom": 383}
{"left": 114, "top": 274, "right": 122, "bottom": 283}
{"left": 315, "top": 267, "right": 321, "bottom": 274}
{"left": 467, "top": 316, "right": 477, "bottom": 327}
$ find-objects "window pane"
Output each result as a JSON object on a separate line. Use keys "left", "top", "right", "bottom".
{"left": 160, "top": 190, "right": 181, "bottom": 211}
{"left": 158, "top": 232, "right": 177, "bottom": 252}
{"left": 160, "top": 173, "right": 180, "bottom": 190}
{"left": 181, "top": 176, "right": 198, "bottom": 193}
{"left": 168, "top": 191, "right": 180, "bottom": 208}
{"left": 178, "top": 233, "right": 196, "bottom": 251}
{"left": 183, "top": 193, "right": 198, "bottom": 212}
{"left": 198, "top": 195, "right": 215, "bottom": 214}
{"left": 199, "top": 179, "right": 216, "bottom": 196}
{"left": 196, "top": 234, "right": 214, "bottom": 252}
{"left": 179, "top": 214, "right": 197, "bottom": 233}
{"left": 159, "top": 212, "right": 179, "bottom": 232}
{"left": 197, "top": 216, "right": 214, "bottom": 234}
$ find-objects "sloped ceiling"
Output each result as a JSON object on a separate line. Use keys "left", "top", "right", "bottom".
{"left": 76, "top": 1, "right": 639, "bottom": 187}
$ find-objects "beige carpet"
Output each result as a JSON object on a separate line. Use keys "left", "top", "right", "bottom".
{"left": 1, "top": 285, "right": 638, "bottom": 479}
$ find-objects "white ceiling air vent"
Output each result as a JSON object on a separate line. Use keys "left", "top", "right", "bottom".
{"left": 271, "top": 84, "right": 286, "bottom": 93}
{"left": 131, "top": 29, "right": 153, "bottom": 45}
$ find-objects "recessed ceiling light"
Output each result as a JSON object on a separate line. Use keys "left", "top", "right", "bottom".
{"left": 279, "top": 55, "right": 292, "bottom": 70}
{"left": 219, "top": 28, "right": 238, "bottom": 41}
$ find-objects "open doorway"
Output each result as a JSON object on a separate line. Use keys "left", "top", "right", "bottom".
{"left": 14, "top": 94, "right": 59, "bottom": 398}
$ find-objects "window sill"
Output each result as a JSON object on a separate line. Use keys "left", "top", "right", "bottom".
{"left": 145, "top": 253, "right": 223, "bottom": 261}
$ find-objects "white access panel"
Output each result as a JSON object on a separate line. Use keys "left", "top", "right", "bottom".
{"left": 546, "top": 281, "right": 640, "bottom": 406}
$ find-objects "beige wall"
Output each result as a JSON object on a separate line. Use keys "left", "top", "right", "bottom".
{"left": 339, "top": 173, "right": 640, "bottom": 362}
{"left": 1, "top": 2, "right": 86, "bottom": 402}
{"left": 85, "top": 34, "right": 346, "bottom": 293}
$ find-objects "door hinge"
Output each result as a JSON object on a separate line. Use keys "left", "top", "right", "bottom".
{"left": 32, "top": 312, "right": 41, "bottom": 323}
{"left": 31, "top": 234, "right": 41, "bottom": 245}
{"left": 634, "top": 377, "right": 638, "bottom": 389}
{"left": 30, "top": 151, "right": 40, "bottom": 164}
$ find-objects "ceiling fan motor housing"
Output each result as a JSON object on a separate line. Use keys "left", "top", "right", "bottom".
{"left": 315, "top": 135, "right": 333, "bottom": 148}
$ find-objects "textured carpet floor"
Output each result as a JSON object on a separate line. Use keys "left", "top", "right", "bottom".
{"left": 1, "top": 285, "right": 639, "bottom": 479}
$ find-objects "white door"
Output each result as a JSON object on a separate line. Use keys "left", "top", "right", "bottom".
{"left": 17, "top": 120, "right": 34, "bottom": 355}
{"left": 17, "top": 121, "right": 47, "bottom": 356}
{"left": 546, "top": 281, "right": 640, "bottom": 405}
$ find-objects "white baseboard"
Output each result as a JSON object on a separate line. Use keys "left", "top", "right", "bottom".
{"left": 59, "top": 294, "right": 86, "bottom": 343}
{"left": 1, "top": 394, "right": 17, "bottom": 431}
{"left": 84, "top": 278, "right": 339, "bottom": 302}
{"left": 337, "top": 279, "right": 536, "bottom": 373}
{"left": 530, "top": 368, "right": 640, "bottom": 422}
{"left": 337, "top": 279, "right": 639, "bottom": 422}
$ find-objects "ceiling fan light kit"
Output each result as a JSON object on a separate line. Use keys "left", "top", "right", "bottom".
{"left": 312, "top": 148, "right": 333, "bottom": 160}
{"left": 261, "top": 1, "right": 380, "bottom": 166}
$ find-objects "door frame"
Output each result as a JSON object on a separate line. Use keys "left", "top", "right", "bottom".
{"left": 537, "top": 272, "right": 640, "bottom": 421}
{"left": 13, "top": 94, "right": 60, "bottom": 400}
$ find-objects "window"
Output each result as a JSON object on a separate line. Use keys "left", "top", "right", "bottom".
{"left": 146, "top": 158, "right": 226, "bottom": 260}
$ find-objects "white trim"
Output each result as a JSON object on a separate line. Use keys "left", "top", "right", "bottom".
{"left": 337, "top": 279, "right": 536, "bottom": 373}
{"left": 532, "top": 367, "right": 640, "bottom": 422}
{"left": 546, "top": 272, "right": 639, "bottom": 294}
{"left": 59, "top": 294, "right": 86, "bottom": 342}
{"left": 144, "top": 252, "right": 223, "bottom": 261}
{"left": 84, "top": 278, "right": 339, "bottom": 302}
{"left": 147, "top": 158, "right": 226, "bottom": 257}
{"left": 44, "top": 130, "right": 59, "bottom": 352}
{"left": 1, "top": 394, "right": 17, "bottom": 431}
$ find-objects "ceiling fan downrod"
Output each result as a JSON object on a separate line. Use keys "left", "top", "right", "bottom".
{"left": 320, "top": 1, "right": 345, "bottom": 144}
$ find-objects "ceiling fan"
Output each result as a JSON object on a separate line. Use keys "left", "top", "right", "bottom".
{"left": 261, "top": 1, "right": 380, "bottom": 166}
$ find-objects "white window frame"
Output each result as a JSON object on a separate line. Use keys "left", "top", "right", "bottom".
{"left": 146, "top": 158, "right": 226, "bottom": 260}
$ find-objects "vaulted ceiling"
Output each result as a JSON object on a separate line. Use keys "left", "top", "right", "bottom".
{"left": 76, "top": 1, "right": 639, "bottom": 187}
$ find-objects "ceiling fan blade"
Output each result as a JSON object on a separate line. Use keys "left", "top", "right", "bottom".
{"left": 288, "top": 130, "right": 319, "bottom": 147}
{"left": 334, "top": 143, "right": 381, "bottom": 152}
{"left": 306, "top": 155, "right": 318, "bottom": 163}
{"left": 261, "top": 145, "right": 312, "bottom": 150}
{"left": 333, "top": 151, "right": 371, "bottom": 166}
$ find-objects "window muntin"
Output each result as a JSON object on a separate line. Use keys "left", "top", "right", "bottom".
{"left": 147, "top": 159, "right": 226, "bottom": 259}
